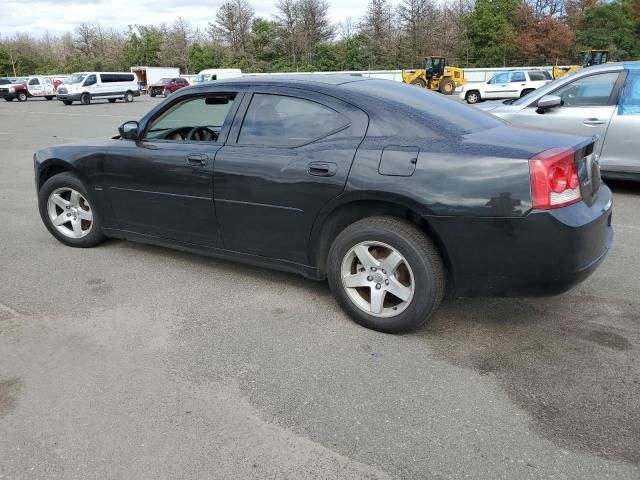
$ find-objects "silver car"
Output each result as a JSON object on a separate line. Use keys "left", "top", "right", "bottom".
{"left": 479, "top": 62, "right": 640, "bottom": 180}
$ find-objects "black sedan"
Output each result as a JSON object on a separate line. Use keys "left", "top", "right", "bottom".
{"left": 34, "top": 75, "right": 613, "bottom": 333}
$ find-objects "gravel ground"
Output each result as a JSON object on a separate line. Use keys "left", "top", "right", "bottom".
{"left": 0, "top": 94, "right": 638, "bottom": 480}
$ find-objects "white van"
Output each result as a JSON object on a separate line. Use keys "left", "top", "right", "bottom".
{"left": 191, "top": 69, "right": 242, "bottom": 84}
{"left": 56, "top": 72, "right": 140, "bottom": 105}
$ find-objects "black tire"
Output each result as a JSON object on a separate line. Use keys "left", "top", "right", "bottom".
{"left": 520, "top": 88, "right": 535, "bottom": 98}
{"left": 4, "top": 98, "right": 13, "bottom": 102}
{"left": 326, "top": 216, "right": 445, "bottom": 334}
{"left": 17, "top": 91, "right": 28, "bottom": 102}
{"left": 150, "top": 92, "right": 156, "bottom": 97}
{"left": 38, "top": 172, "right": 106, "bottom": 248}
{"left": 439, "top": 78, "right": 456, "bottom": 95}
{"left": 410, "top": 78, "right": 427, "bottom": 88}
{"left": 465, "top": 90, "right": 480, "bottom": 104}
{"left": 108, "top": 98, "right": 117, "bottom": 103}
{"left": 45, "top": 95, "right": 54, "bottom": 100}
{"left": 80, "top": 93, "right": 90, "bottom": 105}
{"left": 163, "top": 88, "right": 171, "bottom": 97}
{"left": 124, "top": 91, "right": 134, "bottom": 103}
{"left": 62, "top": 100, "right": 73, "bottom": 106}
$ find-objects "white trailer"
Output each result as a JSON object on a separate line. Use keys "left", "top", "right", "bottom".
{"left": 130, "top": 66, "right": 180, "bottom": 93}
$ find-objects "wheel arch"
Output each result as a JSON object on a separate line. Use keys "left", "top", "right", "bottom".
{"left": 310, "top": 194, "right": 453, "bottom": 279}
{"left": 37, "top": 159, "right": 81, "bottom": 192}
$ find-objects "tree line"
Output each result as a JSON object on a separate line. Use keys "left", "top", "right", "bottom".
{"left": 0, "top": 0, "right": 639, "bottom": 77}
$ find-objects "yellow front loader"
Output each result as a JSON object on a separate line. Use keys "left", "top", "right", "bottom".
{"left": 552, "top": 50, "right": 609, "bottom": 79}
{"left": 402, "top": 56, "right": 465, "bottom": 95}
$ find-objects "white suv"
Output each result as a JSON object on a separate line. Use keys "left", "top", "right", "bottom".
{"left": 460, "top": 70, "right": 551, "bottom": 104}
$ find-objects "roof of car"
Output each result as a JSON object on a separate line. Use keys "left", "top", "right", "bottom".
{"left": 195, "top": 74, "right": 370, "bottom": 87}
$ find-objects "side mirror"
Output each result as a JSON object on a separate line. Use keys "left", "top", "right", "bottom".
{"left": 536, "top": 95, "right": 562, "bottom": 114}
{"left": 119, "top": 120, "right": 139, "bottom": 140}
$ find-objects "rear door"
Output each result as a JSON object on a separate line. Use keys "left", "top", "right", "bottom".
{"left": 504, "top": 71, "right": 623, "bottom": 157}
{"left": 507, "top": 71, "right": 527, "bottom": 98}
{"left": 213, "top": 86, "right": 368, "bottom": 264}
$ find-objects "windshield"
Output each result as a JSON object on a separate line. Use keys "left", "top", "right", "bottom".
{"left": 66, "top": 74, "right": 87, "bottom": 84}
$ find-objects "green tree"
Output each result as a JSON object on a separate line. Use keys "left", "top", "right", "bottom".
{"left": 576, "top": 0, "right": 640, "bottom": 60}
{"left": 124, "top": 25, "right": 162, "bottom": 66}
{"left": 464, "top": 0, "right": 519, "bottom": 66}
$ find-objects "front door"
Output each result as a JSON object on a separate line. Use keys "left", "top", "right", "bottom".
{"left": 105, "top": 91, "right": 241, "bottom": 246}
{"left": 484, "top": 72, "right": 510, "bottom": 99}
{"left": 213, "top": 87, "right": 368, "bottom": 264}
{"left": 27, "top": 77, "right": 42, "bottom": 96}
{"left": 507, "top": 71, "right": 623, "bottom": 157}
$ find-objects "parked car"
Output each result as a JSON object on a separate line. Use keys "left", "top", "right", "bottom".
{"left": 460, "top": 70, "right": 551, "bottom": 104}
{"left": 34, "top": 76, "right": 612, "bottom": 333}
{"left": 149, "top": 77, "right": 189, "bottom": 97}
{"left": 56, "top": 72, "right": 139, "bottom": 105}
{"left": 479, "top": 62, "right": 640, "bottom": 180}
{"left": 1, "top": 76, "right": 56, "bottom": 101}
{"left": 191, "top": 68, "right": 242, "bottom": 84}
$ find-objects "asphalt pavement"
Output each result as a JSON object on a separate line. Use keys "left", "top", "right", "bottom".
{"left": 0, "top": 95, "right": 638, "bottom": 479}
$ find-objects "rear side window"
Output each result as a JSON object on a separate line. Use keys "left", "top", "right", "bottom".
{"left": 238, "top": 94, "right": 349, "bottom": 147}
{"left": 100, "top": 74, "right": 135, "bottom": 83}
{"left": 552, "top": 72, "right": 619, "bottom": 107}
{"left": 528, "top": 71, "right": 548, "bottom": 81}
{"left": 510, "top": 72, "right": 526, "bottom": 82}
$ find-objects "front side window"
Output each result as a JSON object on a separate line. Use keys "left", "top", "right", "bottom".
{"left": 552, "top": 72, "right": 619, "bottom": 107}
{"left": 67, "top": 74, "right": 86, "bottom": 84}
{"left": 144, "top": 94, "right": 235, "bottom": 142}
{"left": 28, "top": 78, "right": 40, "bottom": 86}
{"left": 237, "top": 93, "right": 349, "bottom": 147}
{"left": 510, "top": 72, "right": 526, "bottom": 82}
{"left": 489, "top": 73, "right": 509, "bottom": 84}
{"left": 83, "top": 75, "right": 97, "bottom": 87}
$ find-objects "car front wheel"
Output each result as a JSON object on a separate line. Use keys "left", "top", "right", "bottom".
{"left": 465, "top": 91, "right": 480, "bottom": 104}
{"left": 38, "top": 172, "right": 106, "bottom": 248}
{"left": 17, "top": 91, "right": 28, "bottom": 102}
{"left": 327, "top": 216, "right": 445, "bottom": 333}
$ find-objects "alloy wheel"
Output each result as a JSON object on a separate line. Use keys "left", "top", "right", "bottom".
{"left": 46, "top": 187, "right": 93, "bottom": 238}
{"left": 340, "top": 241, "right": 415, "bottom": 318}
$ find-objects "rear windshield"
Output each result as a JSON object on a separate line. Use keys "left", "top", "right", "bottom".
{"left": 345, "top": 79, "right": 503, "bottom": 135}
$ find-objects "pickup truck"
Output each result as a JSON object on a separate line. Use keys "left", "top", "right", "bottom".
{"left": 1, "top": 76, "right": 57, "bottom": 101}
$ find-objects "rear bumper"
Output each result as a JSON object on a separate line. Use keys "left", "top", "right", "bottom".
{"left": 427, "top": 184, "right": 614, "bottom": 296}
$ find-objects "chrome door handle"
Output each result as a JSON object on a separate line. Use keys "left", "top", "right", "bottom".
{"left": 583, "top": 118, "right": 606, "bottom": 126}
{"left": 308, "top": 162, "right": 337, "bottom": 177}
{"left": 187, "top": 153, "right": 207, "bottom": 166}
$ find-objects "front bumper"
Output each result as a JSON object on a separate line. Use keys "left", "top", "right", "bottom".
{"left": 1, "top": 90, "right": 17, "bottom": 99}
{"left": 427, "top": 184, "right": 614, "bottom": 296}
{"left": 56, "top": 93, "right": 82, "bottom": 101}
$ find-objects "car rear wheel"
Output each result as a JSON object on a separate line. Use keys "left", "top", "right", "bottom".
{"left": 62, "top": 100, "right": 73, "bottom": 106}
{"left": 124, "top": 91, "right": 134, "bottom": 103}
{"left": 520, "top": 88, "right": 535, "bottom": 98}
{"left": 108, "top": 98, "right": 117, "bottom": 103}
{"left": 38, "top": 173, "right": 106, "bottom": 248}
{"left": 163, "top": 88, "right": 171, "bottom": 97}
{"left": 4, "top": 98, "right": 13, "bottom": 102}
{"left": 45, "top": 95, "right": 54, "bottom": 100}
{"left": 80, "top": 93, "right": 91, "bottom": 105}
{"left": 327, "top": 216, "right": 445, "bottom": 333}
{"left": 17, "top": 91, "right": 28, "bottom": 102}
{"left": 465, "top": 91, "right": 480, "bottom": 104}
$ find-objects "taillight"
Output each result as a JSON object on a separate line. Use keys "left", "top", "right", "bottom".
{"left": 529, "top": 147, "right": 581, "bottom": 209}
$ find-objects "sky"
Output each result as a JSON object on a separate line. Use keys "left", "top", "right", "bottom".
{"left": 0, "top": 0, "right": 384, "bottom": 37}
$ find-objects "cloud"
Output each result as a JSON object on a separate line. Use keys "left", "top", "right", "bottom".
{"left": 0, "top": 0, "right": 378, "bottom": 37}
